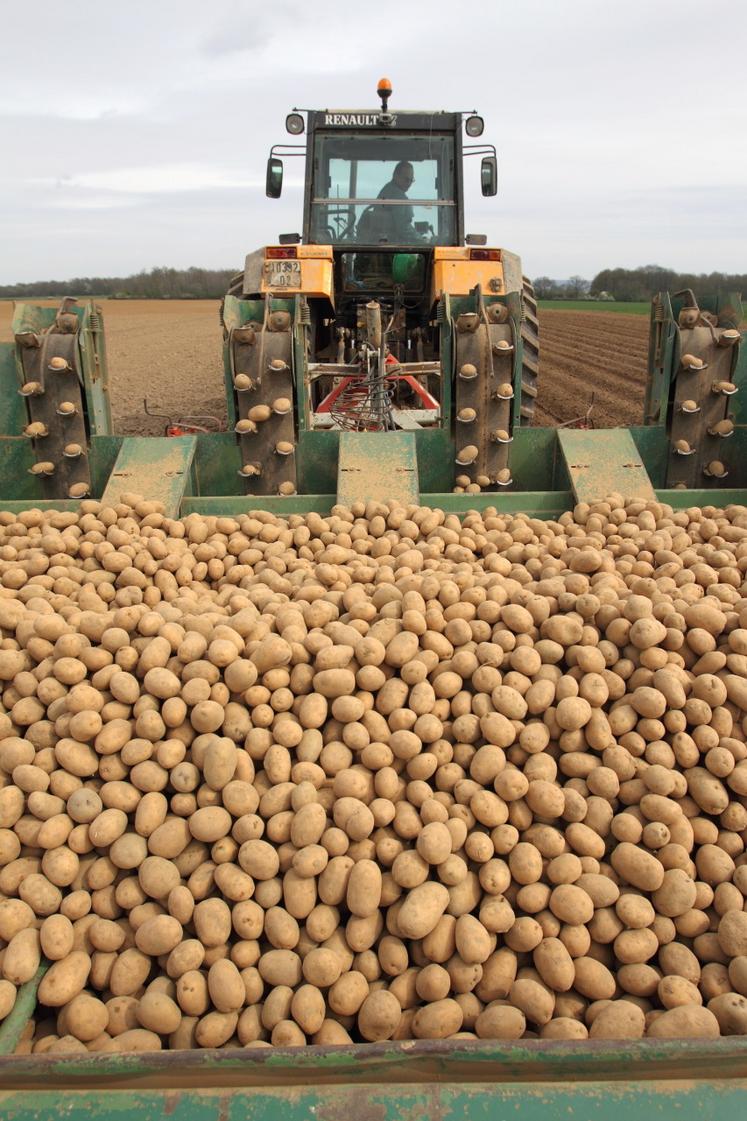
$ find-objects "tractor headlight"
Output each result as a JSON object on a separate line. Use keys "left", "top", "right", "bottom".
{"left": 465, "top": 114, "right": 484, "bottom": 137}
{"left": 285, "top": 113, "right": 305, "bottom": 135}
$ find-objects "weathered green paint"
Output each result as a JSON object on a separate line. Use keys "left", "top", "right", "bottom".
{"left": 337, "top": 431, "right": 419, "bottom": 504}
{"left": 511, "top": 427, "right": 566, "bottom": 490}
{"left": 181, "top": 495, "right": 337, "bottom": 515}
{"left": 193, "top": 433, "right": 243, "bottom": 496}
{"left": 558, "top": 427, "right": 656, "bottom": 502}
{"left": 1, "top": 1039, "right": 747, "bottom": 1121}
{"left": 88, "top": 435, "right": 124, "bottom": 495}
{"left": 0, "top": 342, "right": 26, "bottom": 434}
{"left": 77, "top": 303, "right": 112, "bottom": 435}
{"left": 100, "top": 436, "right": 197, "bottom": 517}
{"left": 3, "top": 1080, "right": 747, "bottom": 1121}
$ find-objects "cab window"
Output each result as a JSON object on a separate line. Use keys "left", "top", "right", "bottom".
{"left": 310, "top": 133, "right": 455, "bottom": 246}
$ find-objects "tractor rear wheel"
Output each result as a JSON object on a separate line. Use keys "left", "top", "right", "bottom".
{"left": 520, "top": 277, "right": 540, "bottom": 422}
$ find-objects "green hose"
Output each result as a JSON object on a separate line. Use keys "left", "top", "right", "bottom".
{"left": 0, "top": 961, "right": 48, "bottom": 1056}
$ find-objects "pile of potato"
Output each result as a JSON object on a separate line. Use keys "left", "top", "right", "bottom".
{"left": 1, "top": 492, "right": 747, "bottom": 1054}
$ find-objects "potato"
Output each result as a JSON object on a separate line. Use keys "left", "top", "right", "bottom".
{"left": 646, "top": 1005, "right": 720, "bottom": 1038}
{"left": 37, "top": 951, "right": 91, "bottom": 1007}
{"left": 0, "top": 979, "right": 17, "bottom": 1020}
{"left": 398, "top": 882, "right": 450, "bottom": 939}
{"left": 3, "top": 928, "right": 41, "bottom": 985}
{"left": 475, "top": 1003, "right": 526, "bottom": 1039}
{"left": 358, "top": 990, "right": 401, "bottom": 1041}
{"left": 588, "top": 999, "right": 645, "bottom": 1039}
{"left": 4, "top": 496, "right": 747, "bottom": 1055}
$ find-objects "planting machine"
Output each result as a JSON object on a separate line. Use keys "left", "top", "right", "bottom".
{"left": 1, "top": 78, "right": 747, "bottom": 1120}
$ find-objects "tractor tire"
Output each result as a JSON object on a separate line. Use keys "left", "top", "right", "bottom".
{"left": 519, "top": 277, "right": 540, "bottom": 422}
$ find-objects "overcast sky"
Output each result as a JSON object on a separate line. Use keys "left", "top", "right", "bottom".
{"left": 1, "top": 0, "right": 745, "bottom": 284}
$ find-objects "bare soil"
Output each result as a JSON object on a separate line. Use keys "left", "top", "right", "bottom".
{"left": 0, "top": 300, "right": 226, "bottom": 436}
{"left": 535, "top": 310, "right": 649, "bottom": 429}
{"left": 1, "top": 301, "right": 650, "bottom": 435}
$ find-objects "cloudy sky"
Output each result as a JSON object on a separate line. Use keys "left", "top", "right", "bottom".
{"left": 1, "top": 0, "right": 745, "bottom": 284}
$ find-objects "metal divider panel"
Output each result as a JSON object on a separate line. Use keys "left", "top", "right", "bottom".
{"left": 19, "top": 331, "right": 91, "bottom": 499}
{"left": 454, "top": 313, "right": 514, "bottom": 488}
{"left": 667, "top": 325, "right": 737, "bottom": 489}
{"left": 232, "top": 314, "right": 296, "bottom": 496}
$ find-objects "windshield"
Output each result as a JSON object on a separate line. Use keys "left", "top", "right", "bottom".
{"left": 310, "top": 133, "right": 455, "bottom": 246}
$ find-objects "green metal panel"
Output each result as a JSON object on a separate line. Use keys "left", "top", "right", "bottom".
{"left": 422, "top": 490, "right": 574, "bottom": 518}
{"left": 0, "top": 438, "right": 49, "bottom": 502}
{"left": 1, "top": 1040, "right": 746, "bottom": 1121}
{"left": 89, "top": 435, "right": 124, "bottom": 495}
{"left": 181, "top": 495, "right": 337, "bottom": 516}
{"left": 558, "top": 428, "right": 656, "bottom": 502}
{"left": 337, "top": 431, "right": 419, "bottom": 504}
{"left": 193, "top": 433, "right": 243, "bottom": 496}
{"left": 100, "top": 436, "right": 197, "bottom": 517}
{"left": 511, "top": 427, "right": 565, "bottom": 490}
{"left": 77, "top": 302, "right": 112, "bottom": 435}
{"left": 0, "top": 342, "right": 26, "bottom": 434}
{"left": 297, "top": 429, "right": 340, "bottom": 493}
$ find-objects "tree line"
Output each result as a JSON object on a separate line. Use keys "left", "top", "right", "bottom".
{"left": 533, "top": 265, "right": 747, "bottom": 302}
{"left": 1, "top": 262, "right": 743, "bottom": 303}
{"left": 0, "top": 266, "right": 239, "bottom": 300}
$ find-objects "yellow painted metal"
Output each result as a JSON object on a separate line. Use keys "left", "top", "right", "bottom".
{"left": 431, "top": 246, "right": 505, "bottom": 300}
{"left": 260, "top": 245, "right": 335, "bottom": 300}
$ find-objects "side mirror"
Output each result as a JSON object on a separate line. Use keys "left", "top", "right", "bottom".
{"left": 266, "top": 157, "right": 284, "bottom": 199}
{"left": 480, "top": 155, "right": 497, "bottom": 197}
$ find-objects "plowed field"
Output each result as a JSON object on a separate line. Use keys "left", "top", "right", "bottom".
{"left": 1, "top": 301, "right": 649, "bottom": 434}
{"left": 536, "top": 310, "right": 649, "bottom": 428}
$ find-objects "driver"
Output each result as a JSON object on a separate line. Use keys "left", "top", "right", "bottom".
{"left": 377, "top": 160, "right": 417, "bottom": 242}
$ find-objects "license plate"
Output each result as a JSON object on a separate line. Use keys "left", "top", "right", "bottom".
{"left": 265, "top": 260, "right": 301, "bottom": 288}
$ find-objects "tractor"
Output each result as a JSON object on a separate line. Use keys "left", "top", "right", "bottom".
{"left": 221, "top": 77, "right": 539, "bottom": 500}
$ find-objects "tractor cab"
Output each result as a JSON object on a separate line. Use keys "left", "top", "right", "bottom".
{"left": 265, "top": 79, "right": 496, "bottom": 314}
